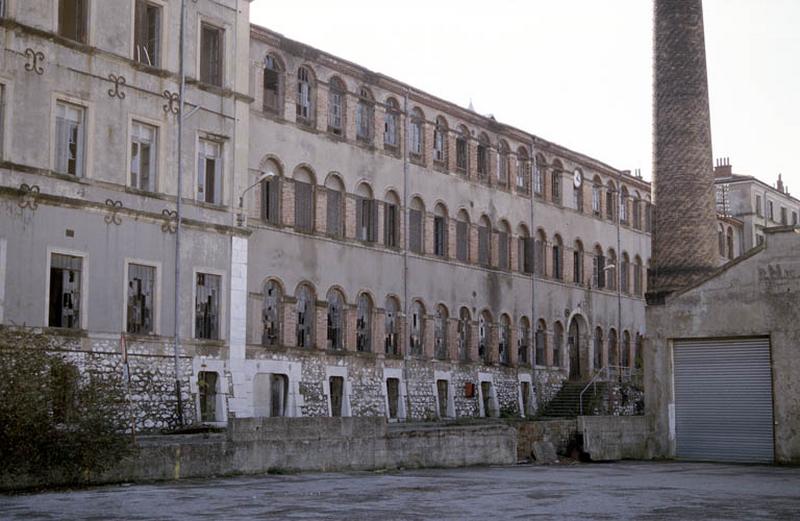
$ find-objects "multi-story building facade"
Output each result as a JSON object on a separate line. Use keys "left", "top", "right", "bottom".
{"left": 0, "top": 1, "right": 651, "bottom": 429}
{"left": 714, "top": 159, "right": 800, "bottom": 252}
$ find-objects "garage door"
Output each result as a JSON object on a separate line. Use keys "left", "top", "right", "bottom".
{"left": 673, "top": 337, "right": 774, "bottom": 463}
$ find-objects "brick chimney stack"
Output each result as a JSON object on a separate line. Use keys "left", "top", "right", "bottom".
{"left": 777, "top": 174, "right": 784, "bottom": 194}
{"left": 649, "top": 0, "right": 719, "bottom": 301}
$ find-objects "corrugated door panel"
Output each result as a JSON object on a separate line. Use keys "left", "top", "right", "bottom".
{"left": 673, "top": 337, "right": 774, "bottom": 464}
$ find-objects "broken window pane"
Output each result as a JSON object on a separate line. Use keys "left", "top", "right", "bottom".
{"left": 327, "top": 290, "right": 344, "bottom": 350}
{"left": 263, "top": 55, "right": 282, "bottom": 114}
{"left": 48, "top": 253, "right": 82, "bottom": 329}
{"left": 295, "top": 285, "right": 313, "bottom": 348}
{"left": 384, "top": 297, "right": 399, "bottom": 356}
{"left": 263, "top": 280, "right": 282, "bottom": 347}
{"left": 55, "top": 101, "right": 85, "bottom": 176}
{"left": 356, "top": 294, "right": 372, "bottom": 352}
{"left": 409, "top": 301, "right": 424, "bottom": 356}
{"left": 434, "top": 306, "right": 448, "bottom": 360}
{"left": 127, "top": 263, "right": 155, "bottom": 335}
{"left": 296, "top": 67, "right": 313, "bottom": 124}
{"left": 195, "top": 272, "right": 221, "bottom": 340}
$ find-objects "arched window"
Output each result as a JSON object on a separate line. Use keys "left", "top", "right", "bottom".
{"left": 574, "top": 169, "right": 584, "bottom": 212}
{"left": 517, "top": 147, "right": 531, "bottom": 194}
{"left": 606, "top": 180, "right": 617, "bottom": 220}
{"left": 592, "top": 175, "right": 603, "bottom": 215}
{"left": 326, "top": 288, "right": 345, "bottom": 351}
{"left": 551, "top": 159, "right": 563, "bottom": 204}
{"left": 478, "top": 310, "right": 492, "bottom": 362}
{"left": 621, "top": 252, "right": 630, "bottom": 294}
{"left": 573, "top": 240, "right": 584, "bottom": 285}
{"left": 535, "top": 319, "right": 547, "bottom": 366}
{"left": 384, "top": 98, "right": 400, "bottom": 149}
{"left": 293, "top": 166, "right": 315, "bottom": 233}
{"left": 497, "top": 140, "right": 510, "bottom": 187}
{"left": 534, "top": 229, "right": 546, "bottom": 277}
{"left": 456, "top": 210, "right": 471, "bottom": 263}
{"left": 497, "top": 220, "right": 511, "bottom": 270}
{"left": 356, "top": 86, "right": 374, "bottom": 142}
{"left": 295, "top": 284, "right": 314, "bottom": 348}
{"left": 383, "top": 190, "right": 401, "bottom": 249}
{"left": 718, "top": 223, "right": 725, "bottom": 256}
{"left": 552, "top": 234, "right": 564, "bottom": 280}
{"left": 534, "top": 154, "right": 546, "bottom": 196}
{"left": 410, "top": 300, "right": 425, "bottom": 356}
{"left": 594, "top": 327, "right": 604, "bottom": 369}
{"left": 434, "top": 203, "right": 449, "bottom": 258}
{"left": 327, "top": 77, "right": 346, "bottom": 136}
{"left": 455, "top": 125, "right": 470, "bottom": 174}
{"left": 384, "top": 296, "right": 400, "bottom": 356}
{"left": 553, "top": 321, "right": 564, "bottom": 368}
{"left": 356, "top": 183, "right": 377, "bottom": 243}
{"left": 726, "top": 226, "right": 734, "bottom": 260}
{"left": 325, "top": 174, "right": 345, "bottom": 238}
{"left": 261, "top": 158, "right": 281, "bottom": 225}
{"left": 296, "top": 66, "right": 314, "bottom": 126}
{"left": 518, "top": 225, "right": 533, "bottom": 274}
{"left": 356, "top": 293, "right": 372, "bottom": 352}
{"left": 634, "top": 255, "right": 643, "bottom": 296}
{"left": 262, "top": 280, "right": 282, "bottom": 347}
{"left": 478, "top": 216, "right": 492, "bottom": 267}
{"left": 409, "top": 197, "right": 425, "bottom": 254}
{"left": 263, "top": 54, "right": 283, "bottom": 115}
{"left": 458, "top": 307, "right": 471, "bottom": 361}
{"left": 593, "top": 245, "right": 606, "bottom": 289}
{"left": 620, "top": 186, "right": 629, "bottom": 224}
{"left": 410, "top": 108, "right": 424, "bottom": 160}
{"left": 518, "top": 317, "right": 531, "bottom": 365}
{"left": 498, "top": 314, "right": 511, "bottom": 364}
{"left": 477, "top": 133, "right": 490, "bottom": 182}
{"left": 622, "top": 330, "right": 631, "bottom": 367}
{"left": 433, "top": 116, "right": 448, "bottom": 165}
{"left": 632, "top": 191, "right": 641, "bottom": 229}
{"left": 635, "top": 333, "right": 644, "bottom": 371}
{"left": 606, "top": 249, "right": 617, "bottom": 291}
{"left": 434, "top": 305, "right": 449, "bottom": 360}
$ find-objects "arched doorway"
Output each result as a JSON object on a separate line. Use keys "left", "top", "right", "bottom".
{"left": 567, "top": 315, "right": 587, "bottom": 381}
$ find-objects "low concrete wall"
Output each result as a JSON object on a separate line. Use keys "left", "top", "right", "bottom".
{"left": 579, "top": 415, "right": 654, "bottom": 461}
{"left": 514, "top": 419, "right": 577, "bottom": 460}
{"left": 1, "top": 417, "right": 517, "bottom": 491}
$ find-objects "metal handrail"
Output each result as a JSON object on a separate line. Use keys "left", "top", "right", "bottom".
{"left": 579, "top": 365, "right": 634, "bottom": 415}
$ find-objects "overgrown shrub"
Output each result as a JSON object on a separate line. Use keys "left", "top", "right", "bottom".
{"left": 0, "top": 327, "right": 132, "bottom": 481}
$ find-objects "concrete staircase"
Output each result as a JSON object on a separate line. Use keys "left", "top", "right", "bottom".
{"left": 539, "top": 381, "right": 609, "bottom": 418}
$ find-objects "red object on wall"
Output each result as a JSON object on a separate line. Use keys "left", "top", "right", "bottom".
{"left": 464, "top": 382, "right": 475, "bottom": 398}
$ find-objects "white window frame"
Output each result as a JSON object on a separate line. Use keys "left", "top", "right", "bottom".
{"left": 122, "top": 258, "right": 162, "bottom": 335}
{"left": 128, "top": 117, "right": 160, "bottom": 192}
{"left": 44, "top": 247, "right": 89, "bottom": 330}
{"left": 191, "top": 266, "right": 226, "bottom": 341}
{"left": 51, "top": 95, "right": 92, "bottom": 178}
{"left": 196, "top": 136, "right": 224, "bottom": 205}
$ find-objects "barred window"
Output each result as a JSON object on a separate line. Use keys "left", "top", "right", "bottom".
{"left": 356, "top": 293, "right": 372, "bottom": 352}
{"left": 195, "top": 272, "right": 221, "bottom": 340}
{"left": 127, "top": 263, "right": 155, "bottom": 335}
{"left": 263, "top": 280, "right": 282, "bottom": 347}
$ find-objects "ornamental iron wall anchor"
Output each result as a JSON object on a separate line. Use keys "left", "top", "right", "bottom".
{"left": 24, "top": 48, "right": 45, "bottom": 75}
{"left": 18, "top": 183, "right": 40, "bottom": 210}
{"left": 108, "top": 74, "right": 127, "bottom": 100}
{"left": 104, "top": 199, "right": 123, "bottom": 225}
{"left": 161, "top": 209, "right": 178, "bottom": 233}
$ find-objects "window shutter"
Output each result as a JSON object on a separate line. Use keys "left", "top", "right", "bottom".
{"left": 356, "top": 197, "right": 364, "bottom": 240}
{"left": 327, "top": 190, "right": 341, "bottom": 237}
{"left": 55, "top": 116, "right": 69, "bottom": 173}
{"left": 409, "top": 209, "right": 422, "bottom": 253}
{"left": 197, "top": 149, "right": 206, "bottom": 199}
{"left": 456, "top": 221, "right": 467, "bottom": 261}
{"left": 370, "top": 200, "right": 379, "bottom": 242}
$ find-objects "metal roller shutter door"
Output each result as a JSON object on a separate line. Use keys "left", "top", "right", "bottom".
{"left": 673, "top": 337, "right": 774, "bottom": 463}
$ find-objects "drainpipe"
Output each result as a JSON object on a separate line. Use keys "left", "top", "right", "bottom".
{"left": 402, "top": 89, "right": 411, "bottom": 420}
{"left": 172, "top": 0, "right": 187, "bottom": 427}
{"left": 529, "top": 139, "right": 537, "bottom": 413}
{"left": 615, "top": 171, "right": 623, "bottom": 382}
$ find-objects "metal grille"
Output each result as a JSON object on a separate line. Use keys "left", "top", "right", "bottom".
{"left": 673, "top": 337, "right": 774, "bottom": 463}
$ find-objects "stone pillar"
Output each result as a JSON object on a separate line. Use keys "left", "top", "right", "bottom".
{"left": 650, "top": 0, "right": 718, "bottom": 298}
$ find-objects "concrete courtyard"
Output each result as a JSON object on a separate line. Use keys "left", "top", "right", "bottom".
{"left": 2, "top": 461, "right": 799, "bottom": 520}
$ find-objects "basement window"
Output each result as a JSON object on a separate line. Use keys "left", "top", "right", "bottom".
{"left": 195, "top": 272, "right": 221, "bottom": 340}
{"left": 58, "top": 0, "right": 88, "bottom": 43}
{"left": 127, "top": 263, "right": 155, "bottom": 335}
{"left": 134, "top": 0, "right": 161, "bottom": 67}
{"left": 48, "top": 253, "right": 82, "bottom": 329}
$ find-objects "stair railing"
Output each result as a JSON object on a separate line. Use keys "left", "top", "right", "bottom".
{"left": 579, "top": 366, "right": 608, "bottom": 416}
{"left": 579, "top": 365, "right": 632, "bottom": 415}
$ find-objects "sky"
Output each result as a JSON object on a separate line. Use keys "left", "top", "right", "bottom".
{"left": 250, "top": 0, "right": 800, "bottom": 194}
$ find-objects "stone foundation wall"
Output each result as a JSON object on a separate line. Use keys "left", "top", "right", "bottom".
{"left": 515, "top": 419, "right": 578, "bottom": 460}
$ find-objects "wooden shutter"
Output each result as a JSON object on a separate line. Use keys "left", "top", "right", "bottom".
{"left": 327, "top": 189, "right": 341, "bottom": 237}
{"left": 409, "top": 209, "right": 422, "bottom": 253}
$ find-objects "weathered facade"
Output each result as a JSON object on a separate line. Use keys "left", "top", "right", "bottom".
{"left": 0, "top": 0, "right": 651, "bottom": 429}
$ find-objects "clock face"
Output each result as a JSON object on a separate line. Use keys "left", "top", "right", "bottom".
{"left": 573, "top": 169, "right": 583, "bottom": 188}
